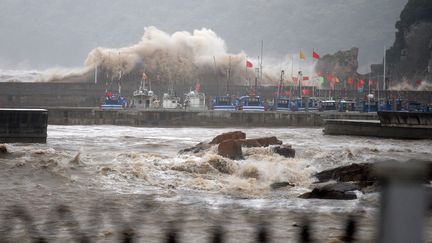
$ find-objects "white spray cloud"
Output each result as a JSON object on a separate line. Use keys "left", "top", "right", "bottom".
{"left": 39, "top": 26, "right": 315, "bottom": 86}
{"left": 389, "top": 80, "right": 432, "bottom": 91}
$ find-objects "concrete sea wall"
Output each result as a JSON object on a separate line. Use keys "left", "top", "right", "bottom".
{"left": 47, "top": 108, "right": 378, "bottom": 127}
{"left": 0, "top": 109, "right": 48, "bottom": 143}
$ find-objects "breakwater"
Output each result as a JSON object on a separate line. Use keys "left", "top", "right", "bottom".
{"left": 0, "top": 108, "right": 48, "bottom": 143}
{"left": 324, "top": 111, "right": 432, "bottom": 139}
{"left": 47, "top": 107, "right": 377, "bottom": 127}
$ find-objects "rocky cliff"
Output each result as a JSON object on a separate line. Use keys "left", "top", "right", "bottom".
{"left": 382, "top": 0, "right": 432, "bottom": 86}
{"left": 314, "top": 47, "right": 360, "bottom": 80}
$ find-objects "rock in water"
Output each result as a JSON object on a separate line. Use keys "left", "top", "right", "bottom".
{"left": 0, "top": 144, "right": 7, "bottom": 154}
{"left": 209, "top": 131, "right": 246, "bottom": 145}
{"left": 217, "top": 140, "right": 243, "bottom": 160}
{"left": 238, "top": 137, "right": 283, "bottom": 147}
{"left": 314, "top": 163, "right": 375, "bottom": 186}
{"left": 207, "top": 158, "right": 235, "bottom": 174}
{"left": 178, "top": 142, "right": 211, "bottom": 154}
{"left": 299, "top": 182, "right": 358, "bottom": 200}
{"left": 270, "top": 181, "right": 294, "bottom": 190}
{"left": 272, "top": 145, "right": 295, "bottom": 158}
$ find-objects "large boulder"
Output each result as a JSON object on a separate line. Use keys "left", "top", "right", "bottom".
{"left": 299, "top": 182, "right": 358, "bottom": 200}
{"left": 272, "top": 145, "right": 295, "bottom": 158}
{"left": 314, "top": 163, "right": 376, "bottom": 187}
{"left": 178, "top": 142, "right": 211, "bottom": 154}
{"left": 238, "top": 137, "right": 282, "bottom": 147}
{"left": 209, "top": 131, "right": 246, "bottom": 145}
{"left": 217, "top": 140, "right": 243, "bottom": 160}
{"left": 0, "top": 144, "right": 7, "bottom": 154}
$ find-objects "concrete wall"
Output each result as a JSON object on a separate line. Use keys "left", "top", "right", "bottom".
{"left": 324, "top": 119, "right": 432, "bottom": 139}
{"left": 0, "top": 109, "right": 48, "bottom": 143}
{"left": 378, "top": 111, "right": 432, "bottom": 127}
{"left": 47, "top": 108, "right": 378, "bottom": 127}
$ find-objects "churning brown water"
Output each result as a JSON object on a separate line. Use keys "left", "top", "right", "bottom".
{"left": 1, "top": 125, "right": 431, "bottom": 242}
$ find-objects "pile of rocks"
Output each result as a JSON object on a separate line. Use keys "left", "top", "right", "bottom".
{"left": 179, "top": 131, "right": 295, "bottom": 160}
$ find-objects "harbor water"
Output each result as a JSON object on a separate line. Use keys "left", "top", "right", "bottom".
{"left": 1, "top": 125, "right": 431, "bottom": 242}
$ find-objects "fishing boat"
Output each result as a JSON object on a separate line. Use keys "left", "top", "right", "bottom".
{"left": 318, "top": 99, "right": 338, "bottom": 112}
{"left": 184, "top": 83, "right": 206, "bottom": 110}
{"left": 272, "top": 97, "right": 292, "bottom": 112}
{"left": 211, "top": 96, "right": 236, "bottom": 111}
{"left": 338, "top": 100, "right": 356, "bottom": 112}
{"left": 131, "top": 73, "right": 159, "bottom": 109}
{"left": 101, "top": 91, "right": 128, "bottom": 110}
{"left": 162, "top": 89, "right": 181, "bottom": 109}
{"left": 100, "top": 73, "right": 128, "bottom": 110}
{"left": 236, "top": 95, "right": 266, "bottom": 111}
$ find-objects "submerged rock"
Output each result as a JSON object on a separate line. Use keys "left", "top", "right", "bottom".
{"left": 314, "top": 163, "right": 376, "bottom": 187}
{"left": 0, "top": 144, "right": 8, "bottom": 154}
{"left": 272, "top": 145, "right": 295, "bottom": 158}
{"left": 207, "top": 157, "right": 235, "bottom": 174}
{"left": 217, "top": 140, "right": 243, "bottom": 160}
{"left": 299, "top": 182, "right": 358, "bottom": 200}
{"left": 238, "top": 137, "right": 282, "bottom": 147}
{"left": 178, "top": 142, "right": 211, "bottom": 154}
{"left": 209, "top": 131, "right": 246, "bottom": 145}
{"left": 270, "top": 181, "right": 294, "bottom": 190}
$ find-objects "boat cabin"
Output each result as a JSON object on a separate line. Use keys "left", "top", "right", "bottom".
{"left": 319, "top": 100, "right": 337, "bottom": 112}
{"left": 184, "top": 90, "right": 206, "bottom": 110}
{"left": 236, "top": 96, "right": 266, "bottom": 111}
{"left": 101, "top": 92, "right": 128, "bottom": 110}
{"left": 211, "top": 96, "right": 236, "bottom": 110}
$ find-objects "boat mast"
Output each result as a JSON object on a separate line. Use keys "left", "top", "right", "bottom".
{"left": 94, "top": 64, "right": 98, "bottom": 84}
{"left": 277, "top": 70, "right": 284, "bottom": 100}
{"left": 213, "top": 56, "right": 219, "bottom": 96}
{"left": 383, "top": 46, "right": 386, "bottom": 99}
{"left": 226, "top": 56, "right": 231, "bottom": 95}
{"left": 260, "top": 40, "right": 263, "bottom": 87}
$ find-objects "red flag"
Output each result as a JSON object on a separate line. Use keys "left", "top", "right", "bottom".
{"left": 312, "top": 50, "right": 320, "bottom": 59}
{"left": 246, "top": 60, "right": 253, "bottom": 68}
{"left": 347, "top": 77, "right": 354, "bottom": 85}
{"left": 302, "top": 89, "right": 312, "bottom": 95}
{"left": 302, "top": 76, "right": 309, "bottom": 81}
{"left": 357, "top": 79, "right": 364, "bottom": 89}
{"left": 292, "top": 77, "right": 298, "bottom": 83}
{"left": 274, "top": 90, "right": 279, "bottom": 95}
{"left": 326, "top": 74, "right": 334, "bottom": 82}
{"left": 284, "top": 90, "right": 291, "bottom": 96}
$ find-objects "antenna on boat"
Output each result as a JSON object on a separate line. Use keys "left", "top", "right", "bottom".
{"left": 226, "top": 56, "right": 231, "bottom": 95}
{"left": 213, "top": 56, "right": 219, "bottom": 96}
{"left": 94, "top": 64, "right": 98, "bottom": 84}
{"left": 260, "top": 40, "right": 263, "bottom": 85}
{"left": 383, "top": 45, "right": 386, "bottom": 99}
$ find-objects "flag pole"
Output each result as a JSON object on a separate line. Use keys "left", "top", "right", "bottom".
{"left": 213, "top": 56, "right": 219, "bottom": 96}
{"left": 94, "top": 64, "right": 98, "bottom": 84}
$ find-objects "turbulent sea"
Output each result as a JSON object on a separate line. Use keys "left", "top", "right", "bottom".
{"left": 1, "top": 125, "right": 431, "bottom": 242}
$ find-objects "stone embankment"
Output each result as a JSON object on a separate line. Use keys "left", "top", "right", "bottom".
{"left": 47, "top": 107, "right": 378, "bottom": 127}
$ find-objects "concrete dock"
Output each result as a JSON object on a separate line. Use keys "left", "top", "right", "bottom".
{"left": 0, "top": 109, "right": 48, "bottom": 143}
{"left": 46, "top": 107, "right": 378, "bottom": 127}
{"left": 324, "top": 112, "right": 432, "bottom": 139}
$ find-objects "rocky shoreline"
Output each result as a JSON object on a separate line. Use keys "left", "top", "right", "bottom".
{"left": 179, "top": 131, "right": 432, "bottom": 200}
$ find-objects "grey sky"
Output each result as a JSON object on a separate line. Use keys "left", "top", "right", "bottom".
{"left": 0, "top": 0, "right": 407, "bottom": 73}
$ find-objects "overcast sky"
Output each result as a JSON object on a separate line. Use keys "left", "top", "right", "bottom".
{"left": 0, "top": 0, "right": 407, "bottom": 73}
